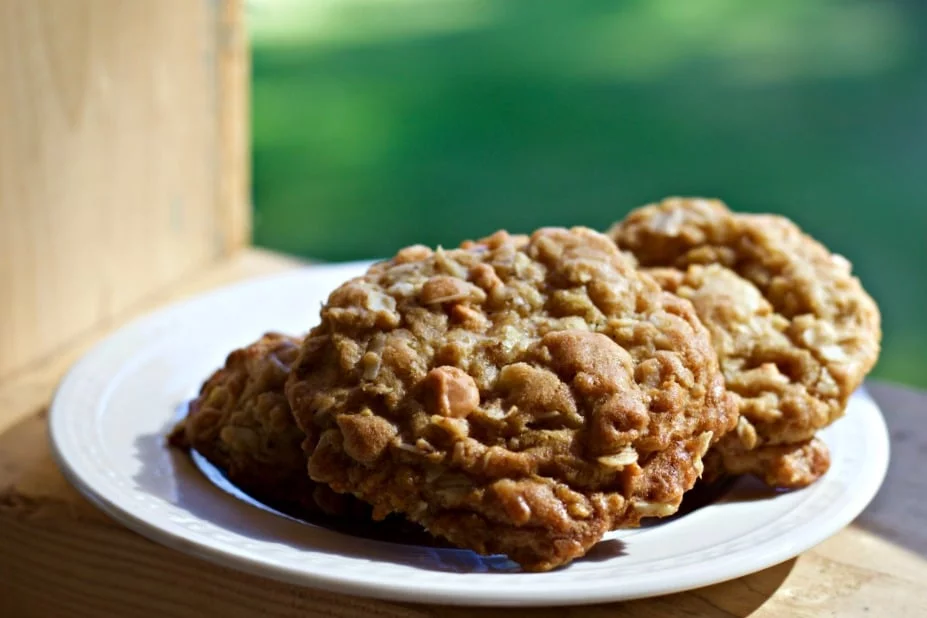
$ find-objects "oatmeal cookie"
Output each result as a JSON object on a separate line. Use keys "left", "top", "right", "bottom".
{"left": 168, "top": 333, "right": 356, "bottom": 517}
{"left": 703, "top": 435, "right": 831, "bottom": 489}
{"left": 287, "top": 227, "right": 736, "bottom": 571}
{"left": 609, "top": 198, "right": 881, "bottom": 487}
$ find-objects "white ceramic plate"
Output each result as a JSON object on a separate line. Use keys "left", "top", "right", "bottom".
{"left": 49, "top": 262, "right": 890, "bottom": 607}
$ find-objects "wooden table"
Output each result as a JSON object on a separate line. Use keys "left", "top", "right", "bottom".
{"left": 1, "top": 249, "right": 925, "bottom": 618}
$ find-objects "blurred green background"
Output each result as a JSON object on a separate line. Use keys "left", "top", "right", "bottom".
{"left": 249, "top": 0, "right": 926, "bottom": 387}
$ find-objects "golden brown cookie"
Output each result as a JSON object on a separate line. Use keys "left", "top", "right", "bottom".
{"left": 168, "top": 333, "right": 350, "bottom": 516}
{"left": 169, "top": 333, "right": 439, "bottom": 545}
{"left": 609, "top": 198, "right": 881, "bottom": 487}
{"left": 287, "top": 227, "right": 736, "bottom": 571}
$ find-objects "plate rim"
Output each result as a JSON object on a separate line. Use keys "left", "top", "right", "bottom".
{"left": 48, "top": 263, "right": 891, "bottom": 607}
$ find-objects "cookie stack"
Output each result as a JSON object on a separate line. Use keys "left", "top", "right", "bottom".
{"left": 170, "top": 198, "right": 881, "bottom": 571}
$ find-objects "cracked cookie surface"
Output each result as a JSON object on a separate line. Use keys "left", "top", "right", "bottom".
{"left": 610, "top": 198, "right": 881, "bottom": 487}
{"left": 287, "top": 227, "right": 735, "bottom": 571}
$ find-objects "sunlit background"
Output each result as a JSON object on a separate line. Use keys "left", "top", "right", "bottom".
{"left": 248, "top": 0, "right": 927, "bottom": 387}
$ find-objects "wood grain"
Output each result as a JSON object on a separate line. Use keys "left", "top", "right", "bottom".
{"left": 216, "top": 0, "right": 251, "bottom": 253}
{"left": 1, "top": 249, "right": 925, "bottom": 617}
{"left": 0, "top": 248, "right": 301, "bottom": 438}
{"left": 0, "top": 0, "right": 249, "bottom": 379}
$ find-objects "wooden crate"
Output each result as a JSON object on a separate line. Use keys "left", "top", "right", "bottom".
{"left": 0, "top": 0, "right": 249, "bottom": 379}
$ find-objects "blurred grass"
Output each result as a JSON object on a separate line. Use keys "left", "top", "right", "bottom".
{"left": 249, "top": 0, "right": 927, "bottom": 387}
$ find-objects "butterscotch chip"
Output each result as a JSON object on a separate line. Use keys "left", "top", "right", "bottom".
{"left": 609, "top": 198, "right": 881, "bottom": 487}
{"left": 287, "top": 227, "right": 736, "bottom": 571}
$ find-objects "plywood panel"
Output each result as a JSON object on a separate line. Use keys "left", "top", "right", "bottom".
{"left": 0, "top": 0, "right": 249, "bottom": 378}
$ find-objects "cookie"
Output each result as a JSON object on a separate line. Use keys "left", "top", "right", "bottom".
{"left": 287, "top": 227, "right": 735, "bottom": 571}
{"left": 703, "top": 435, "right": 831, "bottom": 489}
{"left": 168, "top": 333, "right": 350, "bottom": 516}
{"left": 609, "top": 198, "right": 881, "bottom": 487}
{"left": 170, "top": 333, "right": 443, "bottom": 546}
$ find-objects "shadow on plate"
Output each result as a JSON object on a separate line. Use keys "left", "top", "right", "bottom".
{"left": 134, "top": 407, "right": 524, "bottom": 573}
{"left": 132, "top": 402, "right": 745, "bottom": 573}
{"left": 707, "top": 475, "right": 798, "bottom": 505}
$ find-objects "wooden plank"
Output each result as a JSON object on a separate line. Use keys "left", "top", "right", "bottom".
{"left": 0, "top": 0, "right": 249, "bottom": 379}
{"left": 1, "top": 249, "right": 925, "bottom": 617}
{"left": 1, "top": 409, "right": 924, "bottom": 618}
{"left": 0, "top": 248, "right": 302, "bottom": 436}
{"left": 216, "top": 0, "right": 251, "bottom": 253}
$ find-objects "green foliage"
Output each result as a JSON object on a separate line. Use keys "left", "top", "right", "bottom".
{"left": 250, "top": 0, "right": 927, "bottom": 386}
